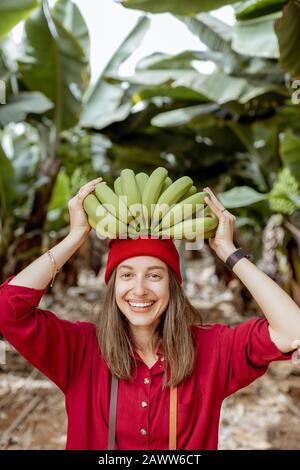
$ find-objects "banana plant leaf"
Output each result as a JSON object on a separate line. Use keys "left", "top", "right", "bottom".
{"left": 232, "top": 12, "right": 281, "bottom": 58}
{"left": 135, "top": 50, "right": 226, "bottom": 71}
{"left": 180, "top": 13, "right": 233, "bottom": 52}
{"left": 279, "top": 131, "right": 300, "bottom": 183}
{"left": 235, "top": 0, "right": 286, "bottom": 20}
{"left": 52, "top": 0, "right": 90, "bottom": 58}
{"left": 0, "top": 143, "right": 16, "bottom": 218}
{"left": 219, "top": 186, "right": 267, "bottom": 207}
{"left": 0, "top": 0, "right": 39, "bottom": 42}
{"left": 133, "top": 84, "right": 208, "bottom": 102}
{"left": 179, "top": 14, "right": 243, "bottom": 73}
{"left": 121, "top": 0, "right": 239, "bottom": 16}
{"left": 275, "top": 0, "right": 300, "bottom": 77}
{"left": 0, "top": 92, "right": 53, "bottom": 126}
{"left": 111, "top": 68, "right": 284, "bottom": 104}
{"left": 81, "top": 16, "right": 150, "bottom": 129}
{"left": 18, "top": 0, "right": 89, "bottom": 131}
{"left": 151, "top": 103, "right": 219, "bottom": 127}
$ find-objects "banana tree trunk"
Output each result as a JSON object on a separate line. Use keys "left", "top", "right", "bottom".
{"left": 13, "top": 154, "right": 62, "bottom": 274}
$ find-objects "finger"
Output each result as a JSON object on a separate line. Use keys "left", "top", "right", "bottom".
{"left": 81, "top": 177, "right": 104, "bottom": 189}
{"left": 204, "top": 187, "right": 236, "bottom": 220}
{"left": 82, "top": 177, "right": 103, "bottom": 186}
{"left": 204, "top": 194, "right": 225, "bottom": 218}
{"left": 203, "top": 187, "right": 225, "bottom": 211}
{"left": 77, "top": 184, "right": 99, "bottom": 200}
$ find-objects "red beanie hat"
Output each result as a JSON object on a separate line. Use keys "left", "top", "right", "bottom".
{"left": 105, "top": 235, "right": 182, "bottom": 285}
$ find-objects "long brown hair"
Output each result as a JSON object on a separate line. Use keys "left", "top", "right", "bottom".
{"left": 96, "top": 267, "right": 203, "bottom": 389}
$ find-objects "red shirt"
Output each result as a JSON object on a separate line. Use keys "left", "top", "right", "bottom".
{"left": 0, "top": 275, "right": 293, "bottom": 450}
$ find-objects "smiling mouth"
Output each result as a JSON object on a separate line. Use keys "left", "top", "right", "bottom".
{"left": 126, "top": 300, "right": 156, "bottom": 310}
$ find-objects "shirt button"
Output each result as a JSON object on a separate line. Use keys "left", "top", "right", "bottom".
{"left": 141, "top": 400, "right": 148, "bottom": 408}
{"left": 140, "top": 428, "right": 147, "bottom": 436}
{"left": 144, "top": 378, "right": 150, "bottom": 384}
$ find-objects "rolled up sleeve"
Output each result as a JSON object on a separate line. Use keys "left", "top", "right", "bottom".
{"left": 0, "top": 275, "right": 93, "bottom": 394}
{"left": 217, "top": 317, "right": 293, "bottom": 398}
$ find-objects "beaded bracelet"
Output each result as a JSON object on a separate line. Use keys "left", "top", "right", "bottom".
{"left": 47, "top": 250, "right": 60, "bottom": 287}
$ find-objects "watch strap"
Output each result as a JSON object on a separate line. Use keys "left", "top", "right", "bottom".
{"left": 225, "top": 248, "right": 251, "bottom": 270}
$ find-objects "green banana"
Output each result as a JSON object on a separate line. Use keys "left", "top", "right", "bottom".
{"left": 88, "top": 213, "right": 130, "bottom": 239}
{"left": 120, "top": 169, "right": 142, "bottom": 208}
{"left": 158, "top": 213, "right": 218, "bottom": 240}
{"left": 160, "top": 176, "right": 172, "bottom": 194}
{"left": 83, "top": 194, "right": 104, "bottom": 221}
{"left": 114, "top": 176, "right": 122, "bottom": 196}
{"left": 202, "top": 228, "right": 217, "bottom": 239}
{"left": 151, "top": 176, "right": 193, "bottom": 229}
{"left": 203, "top": 205, "right": 212, "bottom": 216}
{"left": 179, "top": 185, "right": 197, "bottom": 200}
{"left": 88, "top": 215, "right": 116, "bottom": 238}
{"left": 83, "top": 194, "right": 130, "bottom": 238}
{"left": 122, "top": 169, "right": 149, "bottom": 234}
{"left": 158, "top": 191, "right": 209, "bottom": 230}
{"left": 142, "top": 167, "right": 168, "bottom": 229}
{"left": 94, "top": 181, "right": 131, "bottom": 225}
{"left": 136, "top": 172, "right": 149, "bottom": 196}
{"left": 84, "top": 172, "right": 218, "bottom": 241}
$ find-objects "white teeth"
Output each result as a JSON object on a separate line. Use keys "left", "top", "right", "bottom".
{"left": 128, "top": 301, "right": 154, "bottom": 308}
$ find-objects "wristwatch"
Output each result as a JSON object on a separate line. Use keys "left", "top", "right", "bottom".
{"left": 225, "top": 248, "right": 251, "bottom": 270}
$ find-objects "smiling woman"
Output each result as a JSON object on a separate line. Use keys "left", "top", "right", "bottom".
{"left": 98, "top": 235, "right": 200, "bottom": 390}
{"left": 0, "top": 180, "right": 299, "bottom": 451}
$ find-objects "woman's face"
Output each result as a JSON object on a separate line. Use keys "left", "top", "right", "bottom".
{"left": 115, "top": 256, "right": 169, "bottom": 327}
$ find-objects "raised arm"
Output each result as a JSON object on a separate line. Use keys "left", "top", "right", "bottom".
{"left": 0, "top": 177, "right": 105, "bottom": 393}
{"left": 8, "top": 176, "right": 104, "bottom": 289}
{"left": 203, "top": 186, "right": 300, "bottom": 354}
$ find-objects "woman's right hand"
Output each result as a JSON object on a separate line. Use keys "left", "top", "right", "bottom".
{"left": 67, "top": 177, "right": 106, "bottom": 236}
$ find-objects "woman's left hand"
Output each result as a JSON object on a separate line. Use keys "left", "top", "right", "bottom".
{"left": 203, "top": 186, "right": 237, "bottom": 263}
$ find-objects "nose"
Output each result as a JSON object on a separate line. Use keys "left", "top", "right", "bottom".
{"left": 131, "top": 275, "right": 148, "bottom": 297}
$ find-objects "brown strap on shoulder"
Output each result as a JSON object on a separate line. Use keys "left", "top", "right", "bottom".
{"left": 108, "top": 375, "right": 118, "bottom": 450}
{"left": 169, "top": 386, "right": 177, "bottom": 450}
{"left": 108, "top": 375, "right": 177, "bottom": 450}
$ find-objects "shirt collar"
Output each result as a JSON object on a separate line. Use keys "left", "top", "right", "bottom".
{"left": 133, "top": 345, "right": 165, "bottom": 366}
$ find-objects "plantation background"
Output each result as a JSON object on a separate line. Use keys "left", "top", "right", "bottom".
{"left": 0, "top": 0, "right": 300, "bottom": 450}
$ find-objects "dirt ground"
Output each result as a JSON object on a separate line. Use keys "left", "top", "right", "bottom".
{"left": 1, "top": 245, "right": 300, "bottom": 450}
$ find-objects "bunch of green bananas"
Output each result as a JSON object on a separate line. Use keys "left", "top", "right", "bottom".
{"left": 268, "top": 168, "right": 300, "bottom": 215}
{"left": 83, "top": 167, "right": 219, "bottom": 240}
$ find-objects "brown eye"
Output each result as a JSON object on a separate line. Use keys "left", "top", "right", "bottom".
{"left": 149, "top": 273, "right": 161, "bottom": 279}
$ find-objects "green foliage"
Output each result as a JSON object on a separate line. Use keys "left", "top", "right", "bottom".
{"left": 18, "top": 0, "right": 90, "bottom": 131}
{"left": 232, "top": 11, "right": 281, "bottom": 58}
{"left": 0, "top": 92, "right": 53, "bottom": 126}
{"left": 0, "top": 0, "right": 40, "bottom": 41}
{"left": 81, "top": 16, "right": 150, "bottom": 129}
{"left": 218, "top": 186, "right": 267, "bottom": 208}
{"left": 279, "top": 130, "right": 300, "bottom": 183}
{"left": 1, "top": 0, "right": 300, "bottom": 286}
{"left": 268, "top": 168, "right": 300, "bottom": 215}
{"left": 0, "top": 142, "right": 16, "bottom": 219}
{"left": 235, "top": 0, "right": 286, "bottom": 20}
{"left": 275, "top": 0, "right": 300, "bottom": 77}
{"left": 121, "top": 0, "right": 239, "bottom": 15}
